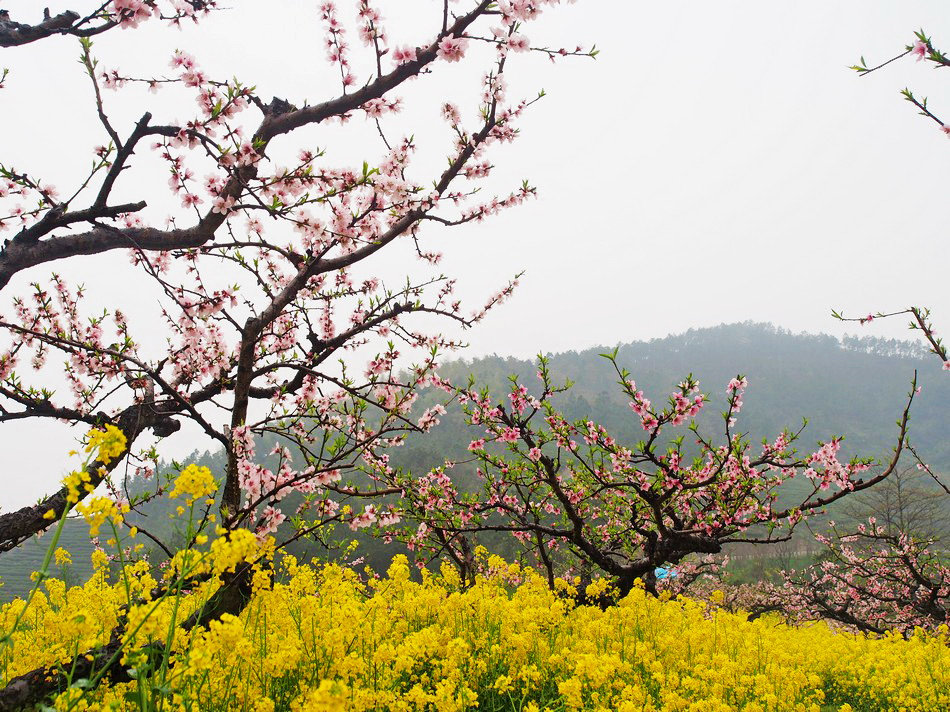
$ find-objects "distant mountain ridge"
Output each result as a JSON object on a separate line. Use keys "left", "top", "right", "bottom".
{"left": 406, "top": 321, "right": 947, "bottom": 469}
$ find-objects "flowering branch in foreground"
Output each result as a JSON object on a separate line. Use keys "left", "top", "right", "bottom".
{"left": 0, "top": 0, "right": 594, "bottom": 553}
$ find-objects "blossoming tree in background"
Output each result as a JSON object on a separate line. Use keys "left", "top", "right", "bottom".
{"left": 396, "top": 354, "right": 917, "bottom": 596}
{"left": 778, "top": 518, "right": 949, "bottom": 634}
{"left": 0, "top": 1, "right": 593, "bottom": 705}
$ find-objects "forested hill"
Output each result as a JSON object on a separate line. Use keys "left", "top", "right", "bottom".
{"left": 395, "top": 322, "right": 949, "bottom": 474}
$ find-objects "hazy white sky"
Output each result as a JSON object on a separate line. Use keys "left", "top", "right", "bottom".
{"left": 1, "top": 1, "right": 947, "bottom": 507}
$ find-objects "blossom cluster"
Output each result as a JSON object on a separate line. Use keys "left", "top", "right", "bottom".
{"left": 169, "top": 463, "right": 218, "bottom": 505}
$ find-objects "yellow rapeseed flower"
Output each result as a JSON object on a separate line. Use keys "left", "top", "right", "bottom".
{"left": 75, "top": 496, "right": 123, "bottom": 537}
{"left": 169, "top": 464, "right": 218, "bottom": 504}
{"left": 61, "top": 468, "right": 92, "bottom": 504}
{"left": 84, "top": 424, "right": 126, "bottom": 464}
{"left": 3, "top": 550, "right": 950, "bottom": 711}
